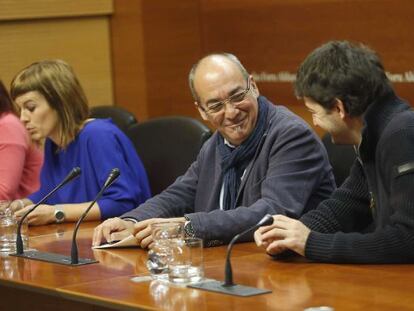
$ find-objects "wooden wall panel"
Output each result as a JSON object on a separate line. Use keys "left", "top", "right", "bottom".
{"left": 111, "top": 0, "right": 414, "bottom": 136}
{"left": 110, "top": 0, "right": 148, "bottom": 120}
{"left": 0, "top": 17, "right": 113, "bottom": 107}
{"left": 0, "top": 0, "right": 112, "bottom": 21}
{"left": 111, "top": 0, "right": 202, "bottom": 121}
{"left": 140, "top": 0, "right": 202, "bottom": 119}
{"left": 198, "top": 0, "right": 414, "bottom": 134}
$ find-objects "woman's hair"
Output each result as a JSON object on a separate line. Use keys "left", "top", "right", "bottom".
{"left": 0, "top": 80, "right": 14, "bottom": 114}
{"left": 10, "top": 59, "right": 89, "bottom": 147}
{"left": 294, "top": 41, "right": 394, "bottom": 116}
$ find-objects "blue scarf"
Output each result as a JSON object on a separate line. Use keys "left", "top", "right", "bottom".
{"left": 217, "top": 96, "right": 269, "bottom": 210}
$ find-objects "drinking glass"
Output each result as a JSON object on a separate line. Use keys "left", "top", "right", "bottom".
{"left": 146, "top": 221, "right": 184, "bottom": 279}
{"left": 0, "top": 200, "right": 28, "bottom": 253}
{"left": 168, "top": 237, "right": 204, "bottom": 284}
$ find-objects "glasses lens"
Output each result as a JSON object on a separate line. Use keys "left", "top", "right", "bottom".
{"left": 229, "top": 91, "right": 247, "bottom": 103}
{"left": 206, "top": 102, "right": 224, "bottom": 113}
{"left": 205, "top": 79, "right": 250, "bottom": 114}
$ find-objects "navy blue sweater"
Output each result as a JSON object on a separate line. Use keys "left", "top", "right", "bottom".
{"left": 302, "top": 95, "right": 414, "bottom": 263}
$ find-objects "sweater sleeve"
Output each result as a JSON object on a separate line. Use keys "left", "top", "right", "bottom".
{"left": 85, "top": 127, "right": 150, "bottom": 219}
{"left": 301, "top": 162, "right": 372, "bottom": 235}
{"left": 303, "top": 129, "right": 414, "bottom": 263}
{"left": 0, "top": 117, "right": 28, "bottom": 200}
{"left": 0, "top": 144, "right": 26, "bottom": 200}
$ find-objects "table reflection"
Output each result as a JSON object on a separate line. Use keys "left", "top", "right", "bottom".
{"left": 93, "top": 248, "right": 149, "bottom": 274}
{"left": 149, "top": 280, "right": 204, "bottom": 311}
{"left": 0, "top": 253, "right": 29, "bottom": 280}
{"left": 258, "top": 265, "right": 313, "bottom": 309}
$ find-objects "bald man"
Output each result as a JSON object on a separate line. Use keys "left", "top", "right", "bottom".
{"left": 93, "top": 53, "right": 335, "bottom": 248}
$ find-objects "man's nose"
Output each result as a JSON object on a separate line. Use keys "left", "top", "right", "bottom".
{"left": 223, "top": 100, "right": 238, "bottom": 117}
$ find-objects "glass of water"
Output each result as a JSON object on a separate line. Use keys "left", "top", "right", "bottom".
{"left": 146, "top": 221, "right": 184, "bottom": 280}
{"left": 168, "top": 237, "right": 204, "bottom": 284}
{"left": 0, "top": 200, "right": 28, "bottom": 253}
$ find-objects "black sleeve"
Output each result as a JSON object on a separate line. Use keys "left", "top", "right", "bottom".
{"left": 302, "top": 129, "right": 414, "bottom": 263}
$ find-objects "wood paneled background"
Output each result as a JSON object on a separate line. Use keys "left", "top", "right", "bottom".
{"left": 1, "top": 0, "right": 414, "bottom": 134}
{"left": 0, "top": 0, "right": 113, "bottom": 107}
{"left": 111, "top": 0, "right": 414, "bottom": 134}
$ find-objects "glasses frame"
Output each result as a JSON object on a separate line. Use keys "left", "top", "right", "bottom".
{"left": 199, "top": 78, "right": 251, "bottom": 115}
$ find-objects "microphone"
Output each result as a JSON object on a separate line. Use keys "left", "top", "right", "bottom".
{"left": 70, "top": 168, "right": 120, "bottom": 264}
{"left": 224, "top": 214, "right": 274, "bottom": 286}
{"left": 189, "top": 214, "right": 274, "bottom": 297}
{"left": 15, "top": 167, "right": 81, "bottom": 255}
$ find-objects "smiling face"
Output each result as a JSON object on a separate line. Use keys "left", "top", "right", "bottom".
{"left": 15, "top": 91, "right": 60, "bottom": 144}
{"left": 193, "top": 56, "right": 259, "bottom": 146}
{"left": 304, "top": 97, "right": 360, "bottom": 145}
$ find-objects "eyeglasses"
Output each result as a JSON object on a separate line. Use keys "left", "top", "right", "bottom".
{"left": 199, "top": 78, "right": 251, "bottom": 115}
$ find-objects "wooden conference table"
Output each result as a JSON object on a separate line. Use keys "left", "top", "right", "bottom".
{"left": 0, "top": 222, "right": 413, "bottom": 311}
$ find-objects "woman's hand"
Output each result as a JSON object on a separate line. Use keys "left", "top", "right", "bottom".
{"left": 14, "top": 204, "right": 56, "bottom": 225}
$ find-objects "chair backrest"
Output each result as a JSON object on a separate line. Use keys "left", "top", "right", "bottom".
{"left": 127, "top": 116, "right": 212, "bottom": 195}
{"left": 322, "top": 133, "right": 356, "bottom": 187}
{"left": 89, "top": 105, "right": 138, "bottom": 133}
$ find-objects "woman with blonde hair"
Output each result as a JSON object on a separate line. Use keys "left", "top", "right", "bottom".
{"left": 0, "top": 80, "right": 42, "bottom": 200}
{"left": 12, "top": 60, "right": 151, "bottom": 225}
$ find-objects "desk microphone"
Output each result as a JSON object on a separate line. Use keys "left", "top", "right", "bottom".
{"left": 189, "top": 214, "right": 274, "bottom": 297}
{"left": 71, "top": 168, "right": 120, "bottom": 264}
{"left": 15, "top": 167, "right": 81, "bottom": 255}
{"left": 224, "top": 213, "right": 274, "bottom": 286}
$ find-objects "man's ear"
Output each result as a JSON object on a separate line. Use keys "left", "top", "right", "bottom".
{"left": 250, "top": 75, "right": 260, "bottom": 97}
{"left": 195, "top": 102, "right": 208, "bottom": 121}
{"left": 334, "top": 99, "right": 347, "bottom": 119}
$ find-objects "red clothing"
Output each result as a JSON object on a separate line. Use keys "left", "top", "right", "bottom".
{"left": 0, "top": 112, "right": 43, "bottom": 199}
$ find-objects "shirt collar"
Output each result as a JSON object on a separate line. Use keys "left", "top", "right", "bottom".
{"left": 224, "top": 138, "right": 236, "bottom": 149}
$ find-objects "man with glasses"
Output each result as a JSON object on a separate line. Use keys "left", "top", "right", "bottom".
{"left": 93, "top": 53, "right": 335, "bottom": 248}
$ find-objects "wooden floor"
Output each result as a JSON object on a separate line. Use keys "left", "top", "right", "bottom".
{"left": 0, "top": 222, "right": 413, "bottom": 310}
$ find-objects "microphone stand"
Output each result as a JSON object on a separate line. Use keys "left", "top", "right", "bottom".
{"left": 14, "top": 167, "right": 81, "bottom": 255}
{"left": 71, "top": 168, "right": 120, "bottom": 264}
{"left": 11, "top": 168, "right": 119, "bottom": 266}
{"left": 189, "top": 214, "right": 274, "bottom": 297}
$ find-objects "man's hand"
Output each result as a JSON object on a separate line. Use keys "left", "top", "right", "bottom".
{"left": 14, "top": 204, "right": 55, "bottom": 225}
{"left": 254, "top": 215, "right": 311, "bottom": 256}
{"left": 93, "top": 217, "right": 185, "bottom": 248}
{"left": 133, "top": 217, "right": 185, "bottom": 249}
{"left": 92, "top": 218, "right": 135, "bottom": 247}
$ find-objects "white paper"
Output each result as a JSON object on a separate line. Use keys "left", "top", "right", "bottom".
{"left": 92, "top": 234, "right": 139, "bottom": 249}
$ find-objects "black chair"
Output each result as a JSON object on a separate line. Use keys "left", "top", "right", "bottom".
{"left": 127, "top": 116, "right": 212, "bottom": 195}
{"left": 89, "top": 105, "right": 138, "bottom": 133}
{"left": 322, "top": 133, "right": 357, "bottom": 187}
